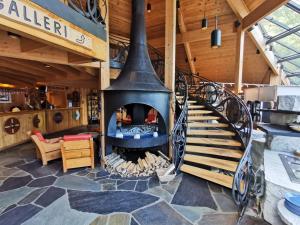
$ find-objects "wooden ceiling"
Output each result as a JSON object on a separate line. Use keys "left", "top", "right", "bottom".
{"left": 109, "top": 0, "right": 271, "bottom": 84}
{"left": 0, "top": 30, "right": 99, "bottom": 89}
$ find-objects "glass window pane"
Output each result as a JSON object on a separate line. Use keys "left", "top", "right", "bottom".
{"left": 289, "top": 58, "right": 300, "bottom": 67}
{"left": 259, "top": 19, "right": 286, "bottom": 37}
{"left": 278, "top": 34, "right": 300, "bottom": 53}
{"left": 283, "top": 61, "right": 300, "bottom": 72}
{"left": 273, "top": 42, "right": 298, "bottom": 58}
{"left": 289, "top": 77, "right": 300, "bottom": 85}
{"left": 270, "top": 6, "right": 300, "bottom": 28}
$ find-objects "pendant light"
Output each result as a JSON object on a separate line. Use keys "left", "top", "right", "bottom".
{"left": 211, "top": 15, "right": 222, "bottom": 48}
{"left": 201, "top": 0, "right": 208, "bottom": 30}
{"left": 147, "top": 3, "right": 151, "bottom": 13}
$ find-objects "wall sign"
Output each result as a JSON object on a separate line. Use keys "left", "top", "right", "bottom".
{"left": 0, "top": 0, "right": 93, "bottom": 50}
{"left": 4, "top": 117, "right": 20, "bottom": 134}
{"left": 0, "top": 92, "right": 11, "bottom": 103}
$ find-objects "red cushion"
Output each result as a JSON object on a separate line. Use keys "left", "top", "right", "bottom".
{"left": 63, "top": 134, "right": 92, "bottom": 141}
{"left": 34, "top": 132, "right": 45, "bottom": 142}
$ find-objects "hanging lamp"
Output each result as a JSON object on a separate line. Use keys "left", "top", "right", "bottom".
{"left": 201, "top": 0, "right": 208, "bottom": 30}
{"left": 211, "top": 15, "right": 222, "bottom": 48}
{"left": 147, "top": 3, "right": 151, "bottom": 13}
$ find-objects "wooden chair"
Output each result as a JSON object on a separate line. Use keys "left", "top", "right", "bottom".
{"left": 60, "top": 134, "right": 95, "bottom": 173}
{"left": 31, "top": 134, "right": 62, "bottom": 166}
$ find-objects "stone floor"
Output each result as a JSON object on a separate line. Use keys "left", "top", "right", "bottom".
{"left": 0, "top": 141, "right": 270, "bottom": 225}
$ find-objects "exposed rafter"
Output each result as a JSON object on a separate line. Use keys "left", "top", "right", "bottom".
{"left": 226, "top": 0, "right": 290, "bottom": 85}
{"left": 242, "top": 0, "right": 289, "bottom": 30}
{"left": 177, "top": 7, "right": 196, "bottom": 74}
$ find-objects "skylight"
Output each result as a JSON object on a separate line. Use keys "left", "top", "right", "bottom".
{"left": 259, "top": 0, "right": 300, "bottom": 85}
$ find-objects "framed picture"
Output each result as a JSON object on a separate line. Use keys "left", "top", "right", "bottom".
{"left": 0, "top": 93, "right": 12, "bottom": 103}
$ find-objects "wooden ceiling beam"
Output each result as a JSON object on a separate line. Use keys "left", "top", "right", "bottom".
{"left": 0, "top": 67, "right": 46, "bottom": 80}
{"left": 242, "top": 0, "right": 289, "bottom": 30}
{"left": 46, "top": 63, "right": 81, "bottom": 76}
{"left": 149, "top": 23, "right": 236, "bottom": 48}
{"left": 20, "top": 37, "right": 48, "bottom": 52}
{"left": 0, "top": 73, "right": 36, "bottom": 86}
{"left": 177, "top": 7, "right": 196, "bottom": 74}
{"left": 226, "top": 0, "right": 290, "bottom": 85}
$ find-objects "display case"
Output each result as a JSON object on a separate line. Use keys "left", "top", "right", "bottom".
{"left": 87, "top": 90, "right": 100, "bottom": 125}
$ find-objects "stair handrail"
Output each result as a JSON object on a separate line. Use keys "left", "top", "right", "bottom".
{"left": 109, "top": 36, "right": 253, "bottom": 212}
{"left": 187, "top": 73, "right": 254, "bottom": 213}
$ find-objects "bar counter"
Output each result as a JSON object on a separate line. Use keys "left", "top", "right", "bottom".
{"left": 0, "top": 107, "right": 82, "bottom": 150}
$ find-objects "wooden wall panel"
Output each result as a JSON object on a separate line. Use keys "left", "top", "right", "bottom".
{"left": 0, "top": 110, "right": 46, "bottom": 150}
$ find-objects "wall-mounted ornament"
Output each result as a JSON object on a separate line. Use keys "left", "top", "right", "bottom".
{"left": 53, "top": 112, "right": 63, "bottom": 124}
{"left": 73, "top": 110, "right": 81, "bottom": 121}
{"left": 33, "top": 114, "right": 43, "bottom": 128}
{"left": 4, "top": 117, "right": 20, "bottom": 134}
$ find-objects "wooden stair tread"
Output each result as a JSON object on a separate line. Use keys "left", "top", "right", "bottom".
{"left": 187, "top": 137, "right": 242, "bottom": 147}
{"left": 185, "top": 145, "right": 243, "bottom": 158}
{"left": 187, "top": 130, "right": 235, "bottom": 136}
{"left": 188, "top": 116, "right": 220, "bottom": 121}
{"left": 189, "top": 122, "right": 228, "bottom": 128}
{"left": 180, "top": 164, "right": 233, "bottom": 188}
{"left": 184, "top": 154, "right": 238, "bottom": 172}
{"left": 188, "top": 105, "right": 205, "bottom": 109}
{"left": 188, "top": 110, "right": 213, "bottom": 115}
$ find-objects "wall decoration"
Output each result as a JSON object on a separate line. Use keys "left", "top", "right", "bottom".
{"left": 73, "top": 110, "right": 81, "bottom": 121}
{"left": 33, "top": 114, "right": 43, "bottom": 128}
{"left": 53, "top": 112, "right": 63, "bottom": 124}
{"left": 4, "top": 117, "right": 20, "bottom": 134}
{"left": 0, "top": 92, "right": 11, "bottom": 103}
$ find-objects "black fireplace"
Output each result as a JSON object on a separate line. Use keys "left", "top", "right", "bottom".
{"left": 104, "top": 0, "right": 170, "bottom": 156}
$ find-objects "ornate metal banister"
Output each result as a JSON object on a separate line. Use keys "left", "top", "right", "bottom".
{"left": 187, "top": 73, "right": 254, "bottom": 213}
{"left": 67, "top": 0, "right": 107, "bottom": 24}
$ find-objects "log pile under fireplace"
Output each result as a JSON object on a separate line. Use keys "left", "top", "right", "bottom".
{"left": 104, "top": 151, "right": 170, "bottom": 177}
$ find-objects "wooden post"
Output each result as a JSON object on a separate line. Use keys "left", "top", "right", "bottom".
{"left": 80, "top": 88, "right": 88, "bottom": 126}
{"left": 234, "top": 27, "right": 245, "bottom": 94}
{"left": 99, "top": 0, "right": 110, "bottom": 167}
{"left": 164, "top": 0, "right": 177, "bottom": 158}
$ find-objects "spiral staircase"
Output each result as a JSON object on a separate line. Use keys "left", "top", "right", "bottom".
{"left": 110, "top": 36, "right": 254, "bottom": 213}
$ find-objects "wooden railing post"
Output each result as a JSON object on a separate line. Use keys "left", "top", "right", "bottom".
{"left": 234, "top": 26, "right": 245, "bottom": 94}
{"left": 99, "top": 0, "right": 110, "bottom": 167}
{"left": 164, "top": 0, "right": 177, "bottom": 158}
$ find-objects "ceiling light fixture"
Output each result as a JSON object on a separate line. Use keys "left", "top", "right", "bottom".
{"left": 211, "top": 16, "right": 222, "bottom": 48}
{"left": 201, "top": 0, "right": 208, "bottom": 30}
{"left": 147, "top": 3, "right": 151, "bottom": 13}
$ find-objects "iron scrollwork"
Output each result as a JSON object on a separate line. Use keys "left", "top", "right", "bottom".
{"left": 68, "top": 0, "right": 107, "bottom": 25}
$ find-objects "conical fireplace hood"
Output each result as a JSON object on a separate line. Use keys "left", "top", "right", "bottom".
{"left": 105, "top": 0, "right": 170, "bottom": 93}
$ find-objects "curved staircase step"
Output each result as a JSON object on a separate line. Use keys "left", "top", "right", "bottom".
{"left": 188, "top": 110, "right": 213, "bottom": 115}
{"left": 188, "top": 100, "right": 197, "bottom": 104}
{"left": 187, "top": 130, "right": 235, "bottom": 136}
{"left": 188, "top": 116, "right": 220, "bottom": 121}
{"left": 180, "top": 164, "right": 233, "bottom": 188}
{"left": 185, "top": 145, "right": 243, "bottom": 158}
{"left": 184, "top": 154, "right": 238, "bottom": 172}
{"left": 187, "top": 137, "right": 242, "bottom": 147}
{"left": 189, "top": 122, "right": 228, "bottom": 128}
{"left": 188, "top": 105, "right": 205, "bottom": 109}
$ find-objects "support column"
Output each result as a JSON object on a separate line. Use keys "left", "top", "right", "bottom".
{"left": 234, "top": 26, "right": 245, "bottom": 94}
{"left": 164, "top": 0, "right": 177, "bottom": 158}
{"left": 99, "top": 0, "right": 110, "bottom": 166}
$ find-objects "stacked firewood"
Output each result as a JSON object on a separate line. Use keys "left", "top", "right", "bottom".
{"left": 105, "top": 151, "right": 170, "bottom": 177}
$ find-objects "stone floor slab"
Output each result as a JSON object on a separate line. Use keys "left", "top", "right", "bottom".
{"left": 28, "top": 176, "right": 57, "bottom": 188}
{"left": 172, "top": 205, "right": 215, "bottom": 223}
{"left": 68, "top": 190, "right": 159, "bottom": 214}
{"left": 18, "top": 161, "right": 61, "bottom": 178}
{"left": 0, "top": 187, "right": 32, "bottom": 212}
{"left": 213, "top": 193, "right": 238, "bottom": 212}
{"left": 55, "top": 175, "right": 100, "bottom": 191}
{"left": 117, "top": 181, "right": 137, "bottom": 190}
{"left": 0, "top": 175, "right": 32, "bottom": 192}
{"left": 18, "top": 188, "right": 47, "bottom": 205}
{"left": 171, "top": 174, "right": 217, "bottom": 209}
{"left": 35, "top": 186, "right": 65, "bottom": 207}
{"left": 145, "top": 186, "right": 172, "bottom": 202}
{"left": 0, "top": 204, "right": 42, "bottom": 225}
{"left": 135, "top": 180, "right": 148, "bottom": 192}
{"left": 197, "top": 213, "right": 238, "bottom": 225}
{"left": 133, "top": 201, "right": 192, "bottom": 225}
{"left": 108, "top": 213, "right": 131, "bottom": 225}
{"left": 24, "top": 195, "right": 98, "bottom": 225}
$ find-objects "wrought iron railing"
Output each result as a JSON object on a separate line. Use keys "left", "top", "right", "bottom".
{"left": 67, "top": 0, "right": 107, "bottom": 24}
{"left": 188, "top": 74, "right": 254, "bottom": 213}
{"left": 109, "top": 36, "right": 253, "bottom": 212}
